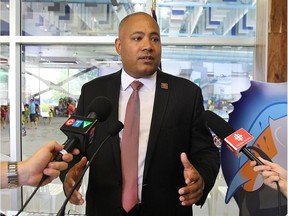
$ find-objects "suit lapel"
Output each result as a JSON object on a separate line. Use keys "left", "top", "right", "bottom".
{"left": 106, "top": 71, "right": 121, "bottom": 126}
{"left": 105, "top": 71, "right": 122, "bottom": 180}
{"left": 143, "top": 71, "right": 170, "bottom": 180}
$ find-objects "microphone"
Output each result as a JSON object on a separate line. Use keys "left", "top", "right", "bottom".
{"left": 201, "top": 110, "right": 263, "bottom": 165}
{"left": 56, "top": 96, "right": 113, "bottom": 158}
{"left": 56, "top": 121, "right": 124, "bottom": 216}
{"left": 15, "top": 96, "right": 113, "bottom": 216}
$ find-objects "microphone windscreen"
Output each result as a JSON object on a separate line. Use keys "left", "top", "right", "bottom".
{"left": 87, "top": 96, "right": 113, "bottom": 121}
{"left": 108, "top": 121, "right": 124, "bottom": 136}
{"left": 201, "top": 110, "right": 234, "bottom": 140}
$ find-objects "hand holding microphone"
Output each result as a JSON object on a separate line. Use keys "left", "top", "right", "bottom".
{"left": 19, "top": 141, "right": 80, "bottom": 187}
{"left": 251, "top": 158, "right": 287, "bottom": 198}
{"left": 38, "top": 96, "right": 113, "bottom": 183}
{"left": 16, "top": 96, "right": 113, "bottom": 216}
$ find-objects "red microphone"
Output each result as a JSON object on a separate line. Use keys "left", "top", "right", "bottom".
{"left": 202, "top": 110, "right": 263, "bottom": 165}
{"left": 224, "top": 128, "right": 254, "bottom": 157}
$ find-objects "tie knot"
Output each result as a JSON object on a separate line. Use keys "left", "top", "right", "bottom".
{"left": 131, "top": 81, "right": 143, "bottom": 91}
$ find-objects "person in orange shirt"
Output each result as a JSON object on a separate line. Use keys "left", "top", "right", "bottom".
{"left": 1, "top": 105, "right": 7, "bottom": 129}
{"left": 68, "top": 99, "right": 76, "bottom": 117}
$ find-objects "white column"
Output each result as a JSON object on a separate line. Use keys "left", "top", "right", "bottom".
{"left": 9, "top": 0, "right": 22, "bottom": 211}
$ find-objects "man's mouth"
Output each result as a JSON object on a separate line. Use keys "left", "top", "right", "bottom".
{"left": 139, "top": 56, "right": 154, "bottom": 60}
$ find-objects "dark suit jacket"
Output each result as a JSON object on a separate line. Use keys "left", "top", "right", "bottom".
{"left": 62, "top": 70, "right": 220, "bottom": 216}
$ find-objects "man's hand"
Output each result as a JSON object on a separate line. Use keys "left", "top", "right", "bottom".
{"left": 178, "top": 152, "right": 204, "bottom": 206}
{"left": 63, "top": 156, "right": 87, "bottom": 205}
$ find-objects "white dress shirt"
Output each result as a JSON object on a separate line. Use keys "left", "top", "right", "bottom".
{"left": 119, "top": 70, "right": 156, "bottom": 202}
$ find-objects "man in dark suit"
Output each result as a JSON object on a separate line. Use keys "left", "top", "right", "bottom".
{"left": 61, "top": 12, "right": 220, "bottom": 216}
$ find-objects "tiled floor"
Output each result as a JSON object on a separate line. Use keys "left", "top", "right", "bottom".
{"left": 1, "top": 116, "right": 239, "bottom": 215}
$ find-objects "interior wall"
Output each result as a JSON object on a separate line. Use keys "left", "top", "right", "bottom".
{"left": 267, "top": 0, "right": 287, "bottom": 82}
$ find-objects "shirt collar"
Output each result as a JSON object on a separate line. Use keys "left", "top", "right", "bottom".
{"left": 121, "top": 69, "right": 157, "bottom": 91}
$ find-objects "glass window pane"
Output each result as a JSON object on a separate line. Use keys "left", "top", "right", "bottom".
{"left": 161, "top": 45, "right": 254, "bottom": 118}
{"left": 22, "top": 44, "right": 254, "bottom": 121}
{"left": 0, "top": 43, "right": 9, "bottom": 146}
{"left": 0, "top": 0, "right": 10, "bottom": 35}
{"left": 0, "top": 44, "right": 10, "bottom": 142}
{"left": 0, "top": 44, "right": 10, "bottom": 211}
{"left": 21, "top": 0, "right": 256, "bottom": 37}
{"left": 157, "top": 0, "right": 256, "bottom": 37}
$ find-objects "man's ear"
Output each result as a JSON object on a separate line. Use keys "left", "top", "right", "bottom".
{"left": 114, "top": 38, "right": 121, "bottom": 55}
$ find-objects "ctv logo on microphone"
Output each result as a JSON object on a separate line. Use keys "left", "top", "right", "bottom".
{"left": 224, "top": 128, "right": 254, "bottom": 156}
{"left": 65, "top": 118, "right": 92, "bottom": 128}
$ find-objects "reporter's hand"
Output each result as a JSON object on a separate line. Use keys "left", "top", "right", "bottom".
{"left": 63, "top": 156, "right": 87, "bottom": 205}
{"left": 178, "top": 152, "right": 204, "bottom": 206}
{"left": 251, "top": 157, "right": 287, "bottom": 197}
{"left": 18, "top": 140, "right": 80, "bottom": 187}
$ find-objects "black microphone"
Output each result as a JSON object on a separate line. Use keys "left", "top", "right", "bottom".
{"left": 201, "top": 110, "right": 263, "bottom": 165}
{"left": 55, "top": 96, "right": 113, "bottom": 159}
{"left": 56, "top": 121, "right": 124, "bottom": 216}
{"left": 15, "top": 96, "right": 113, "bottom": 216}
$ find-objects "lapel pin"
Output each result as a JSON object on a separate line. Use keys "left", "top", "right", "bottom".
{"left": 161, "top": 83, "right": 168, "bottom": 89}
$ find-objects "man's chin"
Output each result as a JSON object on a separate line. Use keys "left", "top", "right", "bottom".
{"left": 126, "top": 66, "right": 158, "bottom": 78}
{"left": 141, "top": 70, "right": 157, "bottom": 78}
{"left": 141, "top": 65, "right": 158, "bottom": 74}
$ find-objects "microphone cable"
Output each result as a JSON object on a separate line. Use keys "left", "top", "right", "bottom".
{"left": 15, "top": 137, "right": 79, "bottom": 216}
{"left": 15, "top": 175, "right": 46, "bottom": 216}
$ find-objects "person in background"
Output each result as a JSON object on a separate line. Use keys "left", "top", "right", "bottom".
{"left": 49, "top": 107, "right": 54, "bottom": 124}
{"left": 35, "top": 103, "right": 41, "bottom": 123}
{"left": 61, "top": 12, "right": 220, "bottom": 216}
{"left": 29, "top": 99, "right": 37, "bottom": 129}
{"left": 1, "top": 140, "right": 79, "bottom": 189}
{"left": 68, "top": 99, "right": 76, "bottom": 117}
{"left": 21, "top": 110, "right": 27, "bottom": 137}
{"left": 23, "top": 104, "right": 30, "bottom": 124}
{"left": 251, "top": 157, "right": 287, "bottom": 198}
{"left": 1, "top": 105, "right": 7, "bottom": 129}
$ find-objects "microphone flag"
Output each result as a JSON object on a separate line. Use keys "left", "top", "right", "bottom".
{"left": 224, "top": 128, "right": 254, "bottom": 157}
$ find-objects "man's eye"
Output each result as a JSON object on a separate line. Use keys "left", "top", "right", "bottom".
{"left": 134, "top": 37, "right": 142, "bottom": 41}
{"left": 152, "top": 38, "right": 160, "bottom": 42}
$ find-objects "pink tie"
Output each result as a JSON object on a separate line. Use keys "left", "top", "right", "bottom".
{"left": 121, "top": 80, "right": 143, "bottom": 213}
